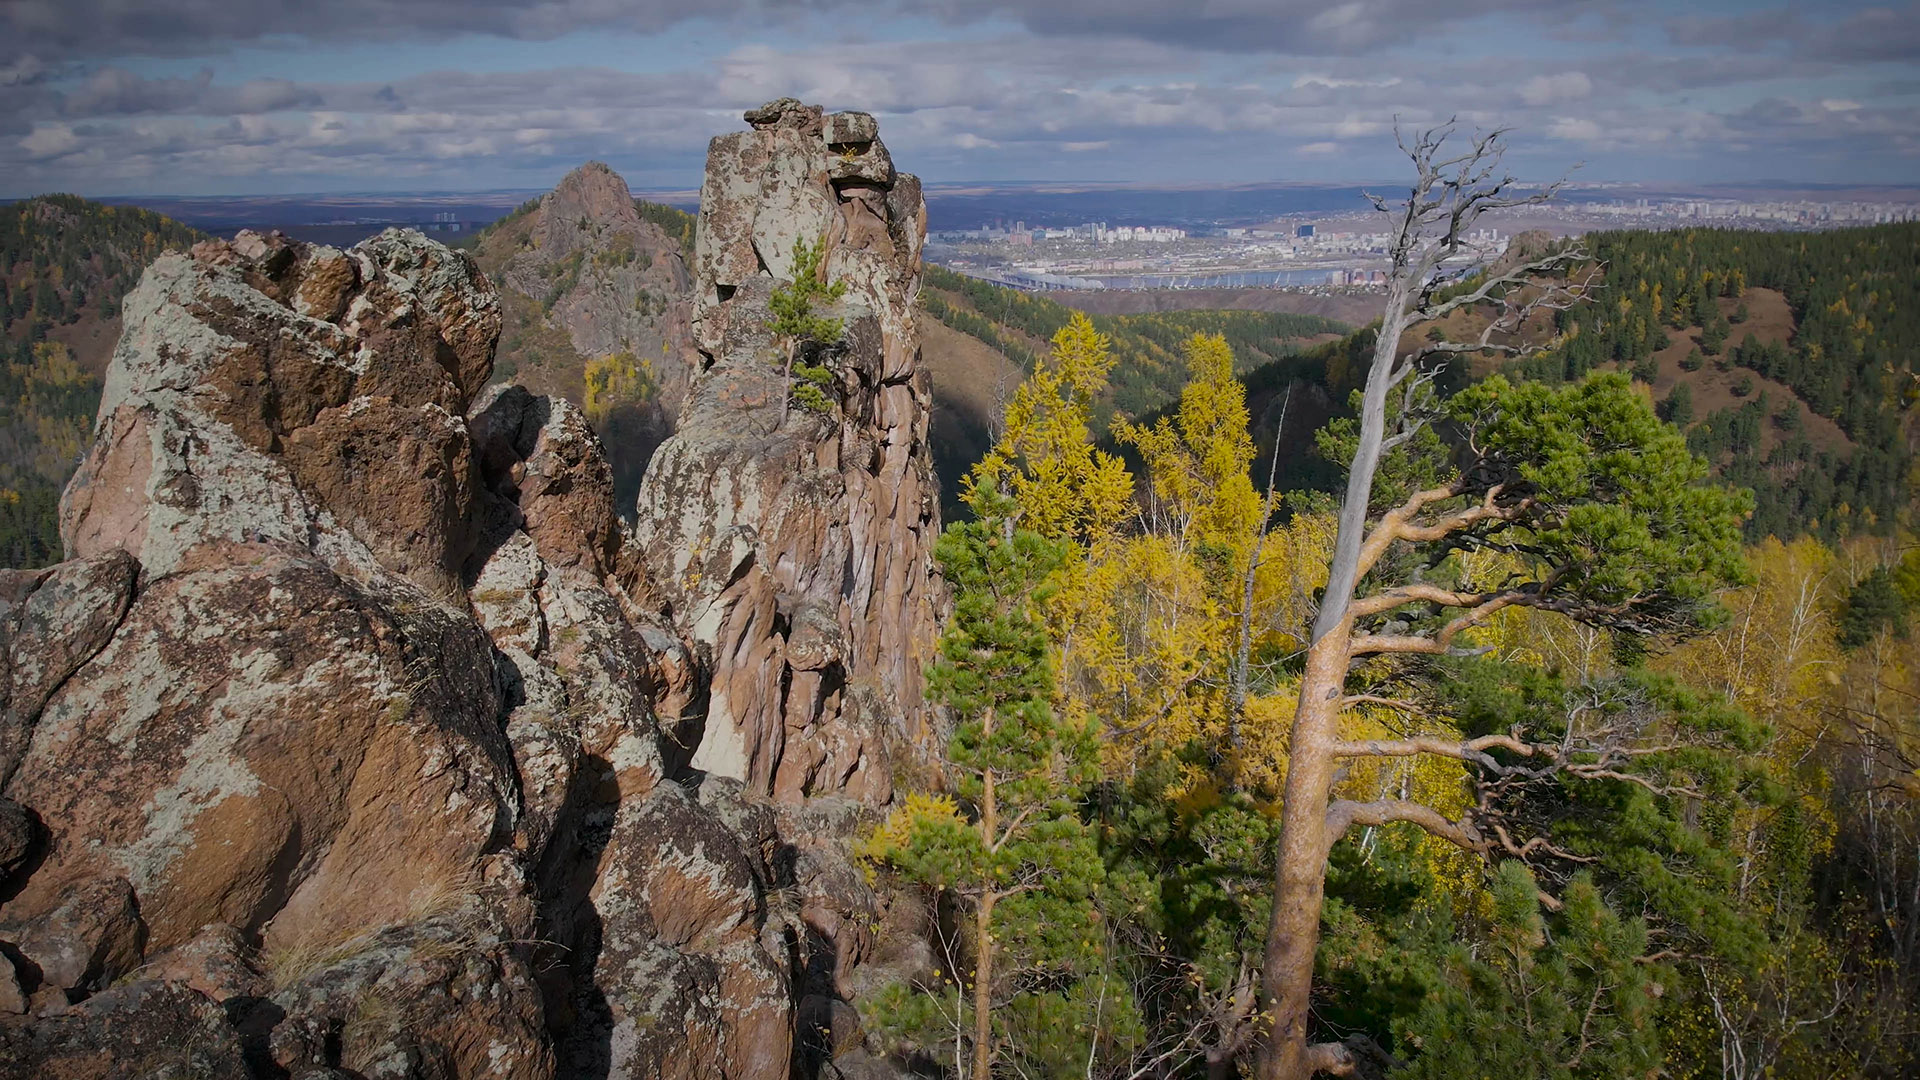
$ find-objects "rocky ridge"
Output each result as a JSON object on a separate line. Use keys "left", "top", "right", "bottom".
{"left": 0, "top": 100, "right": 944, "bottom": 1080}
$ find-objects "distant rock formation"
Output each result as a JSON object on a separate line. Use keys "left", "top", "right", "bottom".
{"left": 472, "top": 161, "right": 699, "bottom": 510}
{"left": 0, "top": 101, "right": 945, "bottom": 1080}
{"left": 632, "top": 98, "right": 944, "bottom": 804}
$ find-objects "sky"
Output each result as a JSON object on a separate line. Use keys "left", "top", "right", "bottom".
{"left": 1, "top": 0, "right": 1917, "bottom": 197}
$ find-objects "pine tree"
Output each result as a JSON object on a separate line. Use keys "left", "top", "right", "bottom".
{"left": 861, "top": 487, "right": 1117, "bottom": 1079}
{"left": 1661, "top": 381, "right": 1695, "bottom": 426}
{"left": 767, "top": 235, "right": 846, "bottom": 415}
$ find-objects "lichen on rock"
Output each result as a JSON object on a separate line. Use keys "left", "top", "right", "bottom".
{"left": 632, "top": 99, "right": 945, "bottom": 806}
{"left": 0, "top": 101, "right": 941, "bottom": 1080}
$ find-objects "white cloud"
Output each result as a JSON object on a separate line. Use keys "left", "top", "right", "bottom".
{"left": 1332, "top": 115, "right": 1389, "bottom": 138}
{"left": 19, "top": 122, "right": 79, "bottom": 159}
{"left": 1291, "top": 74, "right": 1401, "bottom": 90}
{"left": 1546, "top": 116, "right": 1602, "bottom": 142}
{"left": 0, "top": 8, "right": 1912, "bottom": 193}
{"left": 1520, "top": 71, "right": 1593, "bottom": 107}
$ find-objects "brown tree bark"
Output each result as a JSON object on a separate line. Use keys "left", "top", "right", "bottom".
{"left": 973, "top": 707, "right": 998, "bottom": 1080}
{"left": 973, "top": 892, "right": 997, "bottom": 1080}
{"left": 1255, "top": 618, "right": 1353, "bottom": 1080}
{"left": 1252, "top": 122, "right": 1585, "bottom": 1078}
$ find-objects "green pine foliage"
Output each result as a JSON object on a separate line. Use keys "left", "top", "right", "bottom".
{"left": 1447, "top": 372, "right": 1753, "bottom": 629}
{"left": 1311, "top": 662, "right": 1777, "bottom": 1079}
{"left": 1837, "top": 564, "right": 1913, "bottom": 649}
{"left": 1503, "top": 223, "right": 1918, "bottom": 540}
{"left": 769, "top": 237, "right": 848, "bottom": 415}
{"left": 861, "top": 489, "right": 1126, "bottom": 1075}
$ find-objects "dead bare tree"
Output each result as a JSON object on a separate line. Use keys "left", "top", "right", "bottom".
{"left": 1251, "top": 120, "right": 1619, "bottom": 1079}
{"left": 1229, "top": 384, "right": 1293, "bottom": 751}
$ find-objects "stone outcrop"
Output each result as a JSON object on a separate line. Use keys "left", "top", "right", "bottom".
{"left": 0, "top": 100, "right": 938, "bottom": 1080}
{"left": 632, "top": 99, "right": 943, "bottom": 805}
{"left": 0, "top": 225, "right": 794, "bottom": 1079}
{"left": 489, "top": 162, "right": 697, "bottom": 398}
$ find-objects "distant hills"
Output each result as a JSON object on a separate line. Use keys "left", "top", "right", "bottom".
{"left": 1, "top": 196, "right": 206, "bottom": 566}
{"left": 1, "top": 186, "right": 1910, "bottom": 569}
{"left": 1512, "top": 224, "right": 1919, "bottom": 539}
{"left": 929, "top": 223, "right": 1920, "bottom": 541}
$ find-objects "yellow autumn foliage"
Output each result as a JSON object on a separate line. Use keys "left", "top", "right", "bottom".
{"left": 582, "top": 350, "right": 657, "bottom": 423}
{"left": 965, "top": 313, "right": 1135, "bottom": 544}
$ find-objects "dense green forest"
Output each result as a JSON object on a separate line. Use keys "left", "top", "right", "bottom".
{"left": 0, "top": 194, "right": 204, "bottom": 337}
{"left": 1509, "top": 224, "right": 1919, "bottom": 540}
{"left": 1, "top": 195, "right": 206, "bottom": 567}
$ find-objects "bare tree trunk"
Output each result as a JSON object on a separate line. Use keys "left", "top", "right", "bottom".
{"left": 973, "top": 893, "right": 997, "bottom": 1080}
{"left": 1313, "top": 287, "right": 1412, "bottom": 644}
{"left": 1251, "top": 121, "right": 1584, "bottom": 1078}
{"left": 1258, "top": 276, "right": 1411, "bottom": 1080}
{"left": 974, "top": 707, "right": 998, "bottom": 1080}
{"left": 1256, "top": 624, "right": 1351, "bottom": 1080}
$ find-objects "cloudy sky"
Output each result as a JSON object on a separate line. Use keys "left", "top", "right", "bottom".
{"left": 2, "top": 0, "right": 1916, "bottom": 196}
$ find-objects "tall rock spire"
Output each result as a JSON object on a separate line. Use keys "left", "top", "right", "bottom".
{"left": 631, "top": 99, "right": 943, "bottom": 802}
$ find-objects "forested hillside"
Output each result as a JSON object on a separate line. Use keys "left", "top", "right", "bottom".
{"left": 1, "top": 196, "right": 206, "bottom": 567}
{"left": 919, "top": 265, "right": 1350, "bottom": 513}
{"left": 941, "top": 223, "right": 1920, "bottom": 544}
{"left": 922, "top": 264, "right": 1348, "bottom": 420}
{"left": 1510, "top": 223, "right": 1919, "bottom": 539}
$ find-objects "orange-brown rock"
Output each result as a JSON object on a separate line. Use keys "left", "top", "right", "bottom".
{"left": 0, "top": 105, "right": 943, "bottom": 1080}
{"left": 0, "top": 979, "right": 251, "bottom": 1078}
{"left": 632, "top": 100, "right": 944, "bottom": 805}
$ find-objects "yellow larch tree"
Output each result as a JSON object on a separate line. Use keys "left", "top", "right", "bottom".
{"left": 964, "top": 312, "right": 1134, "bottom": 544}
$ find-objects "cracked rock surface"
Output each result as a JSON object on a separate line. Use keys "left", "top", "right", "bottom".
{"left": 632, "top": 99, "right": 945, "bottom": 806}
{"left": 0, "top": 100, "right": 940, "bottom": 1080}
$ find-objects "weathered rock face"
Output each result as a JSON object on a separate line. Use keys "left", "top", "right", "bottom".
{"left": 0, "top": 101, "right": 941, "bottom": 1080}
{"left": 493, "top": 162, "right": 696, "bottom": 392}
{"left": 632, "top": 99, "right": 944, "bottom": 805}
{"left": 0, "top": 226, "right": 803, "bottom": 1079}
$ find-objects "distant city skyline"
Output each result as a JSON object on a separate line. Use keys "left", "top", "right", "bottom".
{"left": 3, "top": 0, "right": 1917, "bottom": 197}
